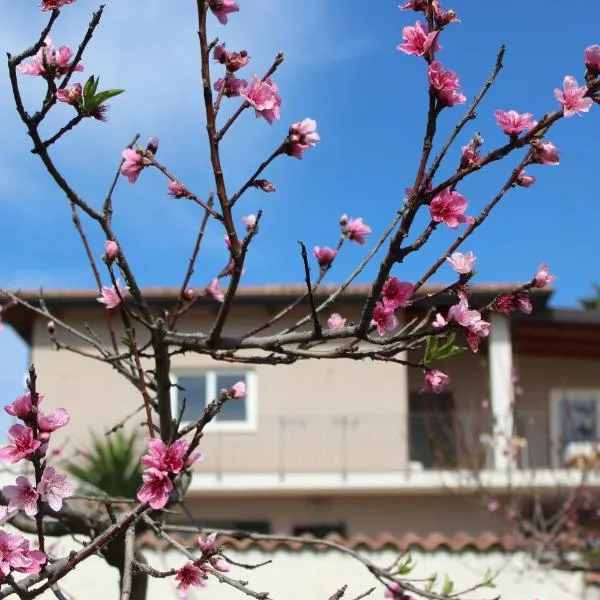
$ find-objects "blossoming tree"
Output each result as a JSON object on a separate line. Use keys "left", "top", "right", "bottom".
{"left": 0, "top": 0, "right": 598, "bottom": 598}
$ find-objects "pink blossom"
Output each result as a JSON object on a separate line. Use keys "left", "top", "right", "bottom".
{"left": 427, "top": 61, "right": 466, "bottom": 107}
{"left": 209, "top": 0, "right": 239, "bottom": 25}
{"left": 241, "top": 76, "right": 282, "bottom": 124}
{"left": 399, "top": 0, "right": 426, "bottom": 10}
{"left": 313, "top": 246, "right": 338, "bottom": 268}
{"left": 184, "top": 288, "right": 196, "bottom": 301}
{"left": 47, "top": 320, "right": 56, "bottom": 335}
{"left": 382, "top": 277, "right": 414, "bottom": 310}
{"left": 429, "top": 189, "right": 474, "bottom": 229}
{"left": 585, "top": 45, "right": 600, "bottom": 74}
{"left": 228, "top": 381, "right": 246, "bottom": 399}
{"left": 285, "top": 119, "right": 320, "bottom": 159}
{"left": 460, "top": 140, "right": 480, "bottom": 167}
{"left": 433, "top": 1, "right": 459, "bottom": 27}
{"left": 516, "top": 170, "right": 536, "bottom": 187}
{"left": 492, "top": 292, "right": 532, "bottom": 316}
{"left": 554, "top": 75, "right": 592, "bottom": 118}
{"left": 97, "top": 280, "right": 129, "bottom": 310}
{"left": 198, "top": 532, "right": 218, "bottom": 554}
{"left": 242, "top": 214, "right": 257, "bottom": 231}
{"left": 432, "top": 313, "right": 447, "bottom": 328}
{"left": 137, "top": 467, "right": 173, "bottom": 509}
{"left": 56, "top": 83, "right": 82, "bottom": 106}
{"left": 0, "top": 531, "right": 45, "bottom": 576}
{"left": 168, "top": 180, "right": 190, "bottom": 199}
{"left": 371, "top": 303, "right": 398, "bottom": 336}
{"left": 447, "top": 299, "right": 482, "bottom": 328}
{"left": 327, "top": 313, "right": 346, "bottom": 329}
{"left": 17, "top": 37, "right": 83, "bottom": 78}
{"left": 4, "top": 392, "right": 43, "bottom": 420}
{"left": 104, "top": 240, "right": 118, "bottom": 262}
{"left": 42, "top": 0, "right": 76, "bottom": 8}
{"left": 213, "top": 44, "right": 250, "bottom": 72}
{"left": 120, "top": 148, "right": 144, "bottom": 183}
{"left": 384, "top": 582, "right": 405, "bottom": 600}
{"left": 3, "top": 477, "right": 39, "bottom": 517}
{"left": 422, "top": 370, "right": 450, "bottom": 394}
{"left": 214, "top": 74, "right": 248, "bottom": 97}
{"left": 531, "top": 140, "right": 559, "bottom": 165}
{"left": 175, "top": 563, "right": 206, "bottom": 597}
{"left": 38, "top": 468, "right": 74, "bottom": 512}
{"left": 142, "top": 439, "right": 190, "bottom": 474}
{"left": 211, "top": 556, "right": 231, "bottom": 572}
{"left": 494, "top": 110, "right": 537, "bottom": 135}
{"left": 345, "top": 217, "right": 372, "bottom": 245}
{"left": 0, "top": 425, "right": 41, "bottom": 463}
{"left": 533, "top": 263, "right": 555, "bottom": 288}
{"left": 205, "top": 278, "right": 225, "bottom": 303}
{"left": 466, "top": 318, "right": 491, "bottom": 353}
{"left": 38, "top": 408, "right": 70, "bottom": 432}
{"left": 397, "top": 21, "right": 440, "bottom": 56}
{"left": 253, "top": 179, "right": 276, "bottom": 193}
{"left": 446, "top": 251, "right": 476, "bottom": 274}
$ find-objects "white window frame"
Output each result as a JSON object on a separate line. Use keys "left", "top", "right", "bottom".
{"left": 170, "top": 370, "right": 258, "bottom": 433}
{"left": 549, "top": 388, "right": 600, "bottom": 468}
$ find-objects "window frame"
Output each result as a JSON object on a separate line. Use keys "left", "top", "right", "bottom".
{"left": 170, "top": 369, "right": 258, "bottom": 433}
{"left": 549, "top": 388, "right": 600, "bottom": 468}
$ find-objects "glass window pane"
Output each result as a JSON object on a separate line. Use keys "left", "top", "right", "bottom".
{"left": 177, "top": 375, "right": 207, "bottom": 422}
{"left": 560, "top": 397, "right": 598, "bottom": 444}
{"left": 215, "top": 373, "right": 247, "bottom": 422}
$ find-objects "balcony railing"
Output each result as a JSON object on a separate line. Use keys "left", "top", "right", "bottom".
{"left": 193, "top": 410, "right": 584, "bottom": 477}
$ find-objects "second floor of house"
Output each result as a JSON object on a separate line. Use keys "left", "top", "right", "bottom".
{"left": 5, "top": 284, "right": 600, "bottom": 493}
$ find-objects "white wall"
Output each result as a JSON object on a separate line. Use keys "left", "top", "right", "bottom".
{"left": 12, "top": 537, "right": 589, "bottom": 600}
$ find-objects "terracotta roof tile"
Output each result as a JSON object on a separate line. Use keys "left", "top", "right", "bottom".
{"left": 137, "top": 530, "right": 523, "bottom": 553}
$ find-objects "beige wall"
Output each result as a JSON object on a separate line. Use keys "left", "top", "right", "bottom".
{"left": 29, "top": 305, "right": 409, "bottom": 473}
{"left": 181, "top": 493, "right": 503, "bottom": 537}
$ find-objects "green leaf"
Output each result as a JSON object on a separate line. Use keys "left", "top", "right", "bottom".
{"left": 92, "top": 88, "right": 125, "bottom": 106}
{"left": 423, "top": 333, "right": 464, "bottom": 364}
{"left": 441, "top": 574, "right": 454, "bottom": 596}
{"left": 396, "top": 552, "right": 415, "bottom": 576}
{"left": 483, "top": 568, "right": 496, "bottom": 588}
{"left": 82, "top": 75, "right": 97, "bottom": 103}
{"left": 424, "top": 573, "right": 437, "bottom": 592}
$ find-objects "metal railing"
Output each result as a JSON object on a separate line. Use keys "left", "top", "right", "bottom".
{"left": 194, "top": 409, "right": 578, "bottom": 477}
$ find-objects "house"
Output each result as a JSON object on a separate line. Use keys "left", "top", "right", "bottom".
{"left": 4, "top": 283, "right": 600, "bottom": 598}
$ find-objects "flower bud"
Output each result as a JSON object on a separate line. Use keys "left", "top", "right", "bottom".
{"left": 146, "top": 136, "right": 159, "bottom": 154}
{"left": 104, "top": 239, "right": 119, "bottom": 262}
{"left": 47, "top": 320, "right": 55, "bottom": 335}
{"left": 252, "top": 179, "right": 276, "bottom": 193}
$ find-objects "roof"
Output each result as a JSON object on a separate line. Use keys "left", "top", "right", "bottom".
{"left": 5, "top": 284, "right": 600, "bottom": 359}
{"left": 137, "top": 529, "right": 522, "bottom": 553}
{"left": 2, "top": 283, "right": 552, "bottom": 344}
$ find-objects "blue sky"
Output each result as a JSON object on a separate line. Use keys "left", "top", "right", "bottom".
{"left": 1, "top": 1, "right": 599, "bottom": 422}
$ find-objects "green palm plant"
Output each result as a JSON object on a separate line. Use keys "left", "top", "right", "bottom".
{"left": 66, "top": 429, "right": 143, "bottom": 499}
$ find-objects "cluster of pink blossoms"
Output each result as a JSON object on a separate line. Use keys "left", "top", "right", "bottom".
{"left": 175, "top": 533, "right": 231, "bottom": 597}
{"left": 0, "top": 392, "right": 74, "bottom": 577}
{"left": 17, "top": 36, "right": 83, "bottom": 78}
{"left": 42, "top": 0, "right": 76, "bottom": 9}
{"left": 137, "top": 439, "right": 202, "bottom": 510}
{"left": 371, "top": 277, "right": 415, "bottom": 336}
{"left": 397, "top": 4, "right": 465, "bottom": 108}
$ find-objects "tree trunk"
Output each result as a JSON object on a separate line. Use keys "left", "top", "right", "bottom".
{"left": 102, "top": 533, "right": 148, "bottom": 600}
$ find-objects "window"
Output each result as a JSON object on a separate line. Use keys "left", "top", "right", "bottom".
{"left": 409, "top": 392, "right": 457, "bottom": 469}
{"left": 550, "top": 389, "right": 600, "bottom": 468}
{"left": 292, "top": 523, "right": 347, "bottom": 538}
{"left": 171, "top": 370, "right": 257, "bottom": 432}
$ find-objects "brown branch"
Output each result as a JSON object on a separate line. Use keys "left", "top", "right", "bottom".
{"left": 120, "top": 527, "right": 135, "bottom": 600}
{"left": 298, "top": 241, "right": 322, "bottom": 338}
{"left": 229, "top": 147, "right": 282, "bottom": 206}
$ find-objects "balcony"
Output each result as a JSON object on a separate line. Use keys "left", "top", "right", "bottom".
{"left": 187, "top": 410, "right": 600, "bottom": 494}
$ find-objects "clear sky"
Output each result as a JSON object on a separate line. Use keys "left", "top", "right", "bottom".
{"left": 1, "top": 1, "right": 598, "bottom": 428}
